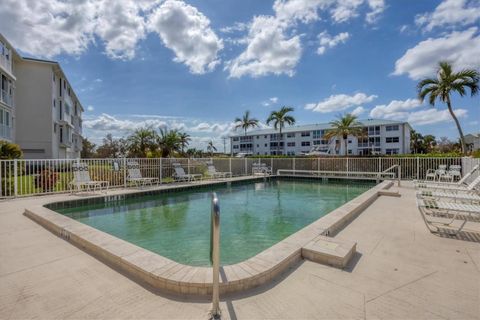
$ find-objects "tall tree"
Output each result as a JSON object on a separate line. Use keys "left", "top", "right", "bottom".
{"left": 207, "top": 140, "right": 217, "bottom": 156}
{"left": 127, "top": 127, "right": 157, "bottom": 157}
{"left": 157, "top": 128, "right": 181, "bottom": 158}
{"left": 324, "top": 114, "right": 364, "bottom": 156}
{"left": 266, "top": 106, "right": 295, "bottom": 154}
{"left": 80, "top": 137, "right": 96, "bottom": 158}
{"left": 96, "top": 134, "right": 121, "bottom": 158}
{"left": 417, "top": 61, "right": 479, "bottom": 154}
{"left": 234, "top": 110, "right": 259, "bottom": 136}
{"left": 178, "top": 132, "right": 191, "bottom": 155}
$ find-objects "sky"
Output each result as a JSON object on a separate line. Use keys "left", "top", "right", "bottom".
{"left": 1, "top": 0, "right": 479, "bottom": 151}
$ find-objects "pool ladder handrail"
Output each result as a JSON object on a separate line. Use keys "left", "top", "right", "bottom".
{"left": 210, "top": 192, "right": 221, "bottom": 319}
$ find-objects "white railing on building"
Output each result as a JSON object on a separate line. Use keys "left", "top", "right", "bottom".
{"left": 1, "top": 89, "right": 13, "bottom": 107}
{"left": 0, "top": 157, "right": 478, "bottom": 199}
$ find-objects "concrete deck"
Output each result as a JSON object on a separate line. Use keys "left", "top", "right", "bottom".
{"left": 1, "top": 182, "right": 479, "bottom": 319}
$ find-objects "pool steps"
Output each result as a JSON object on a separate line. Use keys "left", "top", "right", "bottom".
{"left": 24, "top": 178, "right": 395, "bottom": 296}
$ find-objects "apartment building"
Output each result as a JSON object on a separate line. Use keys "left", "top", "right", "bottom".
{"left": 0, "top": 34, "right": 84, "bottom": 158}
{"left": 14, "top": 57, "right": 83, "bottom": 158}
{"left": 230, "top": 119, "right": 412, "bottom": 156}
{"left": 0, "top": 34, "right": 19, "bottom": 142}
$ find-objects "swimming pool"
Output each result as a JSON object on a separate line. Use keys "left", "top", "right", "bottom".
{"left": 54, "top": 178, "right": 374, "bottom": 266}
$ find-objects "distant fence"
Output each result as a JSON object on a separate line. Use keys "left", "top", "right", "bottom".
{"left": 0, "top": 157, "right": 478, "bottom": 199}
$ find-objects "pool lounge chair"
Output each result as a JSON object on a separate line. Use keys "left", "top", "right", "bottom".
{"left": 252, "top": 163, "right": 272, "bottom": 175}
{"left": 172, "top": 163, "right": 202, "bottom": 182}
{"left": 414, "top": 164, "right": 478, "bottom": 187}
{"left": 416, "top": 195, "right": 480, "bottom": 235}
{"left": 416, "top": 190, "right": 480, "bottom": 204}
{"left": 206, "top": 161, "right": 232, "bottom": 178}
{"left": 127, "top": 161, "right": 159, "bottom": 187}
{"left": 70, "top": 163, "right": 109, "bottom": 193}
{"left": 415, "top": 175, "right": 480, "bottom": 193}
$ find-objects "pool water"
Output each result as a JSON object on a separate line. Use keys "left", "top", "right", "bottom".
{"left": 57, "top": 179, "right": 374, "bottom": 266}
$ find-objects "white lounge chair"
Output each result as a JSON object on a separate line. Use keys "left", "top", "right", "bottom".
{"left": 416, "top": 195, "right": 480, "bottom": 235}
{"left": 414, "top": 164, "right": 478, "bottom": 187}
{"left": 70, "top": 163, "right": 109, "bottom": 193}
{"left": 252, "top": 163, "right": 272, "bottom": 175}
{"left": 206, "top": 161, "right": 232, "bottom": 178}
{"left": 416, "top": 190, "right": 480, "bottom": 204}
{"left": 415, "top": 175, "right": 480, "bottom": 193}
{"left": 172, "top": 163, "right": 202, "bottom": 182}
{"left": 127, "top": 161, "right": 159, "bottom": 187}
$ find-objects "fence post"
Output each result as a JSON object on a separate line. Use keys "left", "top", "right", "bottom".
{"left": 123, "top": 157, "right": 127, "bottom": 188}
{"left": 416, "top": 157, "right": 419, "bottom": 180}
{"left": 271, "top": 158, "right": 273, "bottom": 173}
{"left": 0, "top": 161, "right": 3, "bottom": 197}
{"left": 244, "top": 158, "right": 247, "bottom": 176}
{"left": 378, "top": 158, "right": 381, "bottom": 173}
{"left": 160, "top": 158, "right": 163, "bottom": 184}
{"left": 229, "top": 158, "right": 232, "bottom": 176}
{"left": 346, "top": 157, "right": 349, "bottom": 173}
{"left": 293, "top": 158, "right": 296, "bottom": 173}
{"left": 188, "top": 158, "right": 190, "bottom": 175}
{"left": 13, "top": 159, "right": 18, "bottom": 197}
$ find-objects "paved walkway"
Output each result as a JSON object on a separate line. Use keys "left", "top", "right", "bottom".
{"left": 0, "top": 183, "right": 479, "bottom": 319}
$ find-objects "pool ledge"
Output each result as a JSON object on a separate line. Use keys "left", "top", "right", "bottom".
{"left": 24, "top": 179, "right": 394, "bottom": 296}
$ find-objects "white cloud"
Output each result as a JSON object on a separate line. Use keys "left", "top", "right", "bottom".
{"left": 366, "top": 0, "right": 385, "bottom": 24}
{"left": 368, "top": 98, "right": 468, "bottom": 126}
{"left": 393, "top": 27, "right": 480, "bottom": 80}
{"left": 94, "top": 78, "right": 103, "bottom": 83}
{"left": 330, "top": 0, "right": 364, "bottom": 23}
{"left": 262, "top": 96, "right": 280, "bottom": 107}
{"left": 225, "top": 16, "right": 302, "bottom": 78}
{"left": 369, "top": 98, "right": 422, "bottom": 119}
{"left": 317, "top": 31, "right": 350, "bottom": 55}
{"left": 219, "top": 22, "right": 249, "bottom": 33}
{"left": 305, "top": 92, "right": 377, "bottom": 113}
{"left": 0, "top": 0, "right": 158, "bottom": 60}
{"left": 351, "top": 106, "right": 365, "bottom": 116}
{"left": 415, "top": 0, "right": 480, "bottom": 31}
{"left": 148, "top": 0, "right": 223, "bottom": 74}
{"left": 408, "top": 108, "right": 468, "bottom": 125}
{"left": 87, "top": 105, "right": 95, "bottom": 112}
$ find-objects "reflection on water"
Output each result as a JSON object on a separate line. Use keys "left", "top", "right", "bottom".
{"left": 58, "top": 179, "right": 374, "bottom": 266}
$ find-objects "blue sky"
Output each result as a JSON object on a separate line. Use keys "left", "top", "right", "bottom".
{"left": 1, "top": 0, "right": 479, "bottom": 150}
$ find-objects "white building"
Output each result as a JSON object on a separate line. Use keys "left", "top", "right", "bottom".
{"left": 0, "top": 34, "right": 19, "bottom": 142}
{"left": 465, "top": 133, "right": 480, "bottom": 152}
{"left": 230, "top": 119, "right": 412, "bottom": 156}
{"left": 0, "top": 34, "right": 84, "bottom": 159}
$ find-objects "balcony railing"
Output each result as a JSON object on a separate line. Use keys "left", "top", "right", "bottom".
{"left": 1, "top": 89, "right": 13, "bottom": 107}
{"left": 0, "top": 55, "right": 12, "bottom": 74}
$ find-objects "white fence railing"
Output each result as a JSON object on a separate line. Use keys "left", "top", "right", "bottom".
{"left": 0, "top": 157, "right": 478, "bottom": 199}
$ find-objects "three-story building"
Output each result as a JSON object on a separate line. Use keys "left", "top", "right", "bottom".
{"left": 0, "top": 34, "right": 19, "bottom": 142}
{"left": 230, "top": 119, "right": 412, "bottom": 156}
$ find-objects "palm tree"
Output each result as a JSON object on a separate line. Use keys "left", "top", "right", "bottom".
{"left": 207, "top": 140, "right": 217, "bottom": 156}
{"left": 234, "top": 110, "right": 259, "bottom": 136}
{"left": 417, "top": 61, "right": 479, "bottom": 154}
{"left": 266, "top": 106, "right": 295, "bottom": 154}
{"left": 178, "top": 132, "right": 191, "bottom": 155}
{"left": 324, "top": 113, "right": 364, "bottom": 156}
{"left": 157, "top": 128, "right": 181, "bottom": 157}
{"left": 127, "top": 127, "right": 157, "bottom": 157}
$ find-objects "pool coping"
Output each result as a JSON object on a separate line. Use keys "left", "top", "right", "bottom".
{"left": 24, "top": 177, "right": 395, "bottom": 296}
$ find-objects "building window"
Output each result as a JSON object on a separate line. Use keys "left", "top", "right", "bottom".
{"left": 256, "top": 135, "right": 259, "bottom": 139}
{"left": 265, "top": 143, "right": 267, "bottom": 147}
{"left": 312, "top": 130, "right": 324, "bottom": 139}
{"left": 386, "top": 148, "right": 399, "bottom": 155}
{"left": 348, "top": 150, "right": 353, "bottom": 154}
{"left": 386, "top": 125, "right": 399, "bottom": 131}
{"left": 368, "top": 126, "right": 380, "bottom": 135}
{"left": 286, "top": 133, "right": 295, "bottom": 138}
{"left": 287, "top": 142, "right": 295, "bottom": 147}
{"left": 233, "top": 145, "right": 238, "bottom": 149}
{"left": 264, "top": 135, "right": 267, "bottom": 138}
{"left": 301, "top": 131, "right": 310, "bottom": 137}
{"left": 348, "top": 140, "right": 352, "bottom": 144}
{"left": 256, "top": 144, "right": 259, "bottom": 147}
{"left": 52, "top": 73, "right": 55, "bottom": 82}
{"left": 301, "top": 141, "right": 310, "bottom": 147}
{"left": 232, "top": 137, "right": 239, "bottom": 141}
{"left": 386, "top": 137, "right": 399, "bottom": 143}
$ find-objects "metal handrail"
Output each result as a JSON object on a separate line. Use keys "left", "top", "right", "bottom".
{"left": 210, "top": 193, "right": 221, "bottom": 318}
{"left": 379, "top": 165, "right": 401, "bottom": 187}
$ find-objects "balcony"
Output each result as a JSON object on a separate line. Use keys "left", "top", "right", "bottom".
{"left": 0, "top": 55, "right": 12, "bottom": 75}
{"left": 1, "top": 89, "right": 13, "bottom": 107}
{"left": 0, "top": 124, "right": 12, "bottom": 140}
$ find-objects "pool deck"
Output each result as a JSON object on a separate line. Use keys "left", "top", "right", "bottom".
{"left": 1, "top": 180, "right": 479, "bottom": 319}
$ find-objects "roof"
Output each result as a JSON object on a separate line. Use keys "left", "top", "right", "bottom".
{"left": 230, "top": 119, "right": 409, "bottom": 137}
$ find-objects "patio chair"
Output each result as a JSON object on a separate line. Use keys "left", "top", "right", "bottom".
{"left": 416, "top": 195, "right": 480, "bottom": 235}
{"left": 70, "top": 163, "right": 109, "bottom": 193}
{"left": 415, "top": 175, "right": 480, "bottom": 193}
{"left": 416, "top": 190, "right": 480, "bottom": 204}
{"left": 206, "top": 161, "right": 232, "bottom": 179}
{"left": 414, "top": 164, "right": 479, "bottom": 187}
{"left": 252, "top": 163, "right": 272, "bottom": 175}
{"left": 127, "top": 161, "right": 159, "bottom": 187}
{"left": 172, "top": 163, "right": 202, "bottom": 182}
